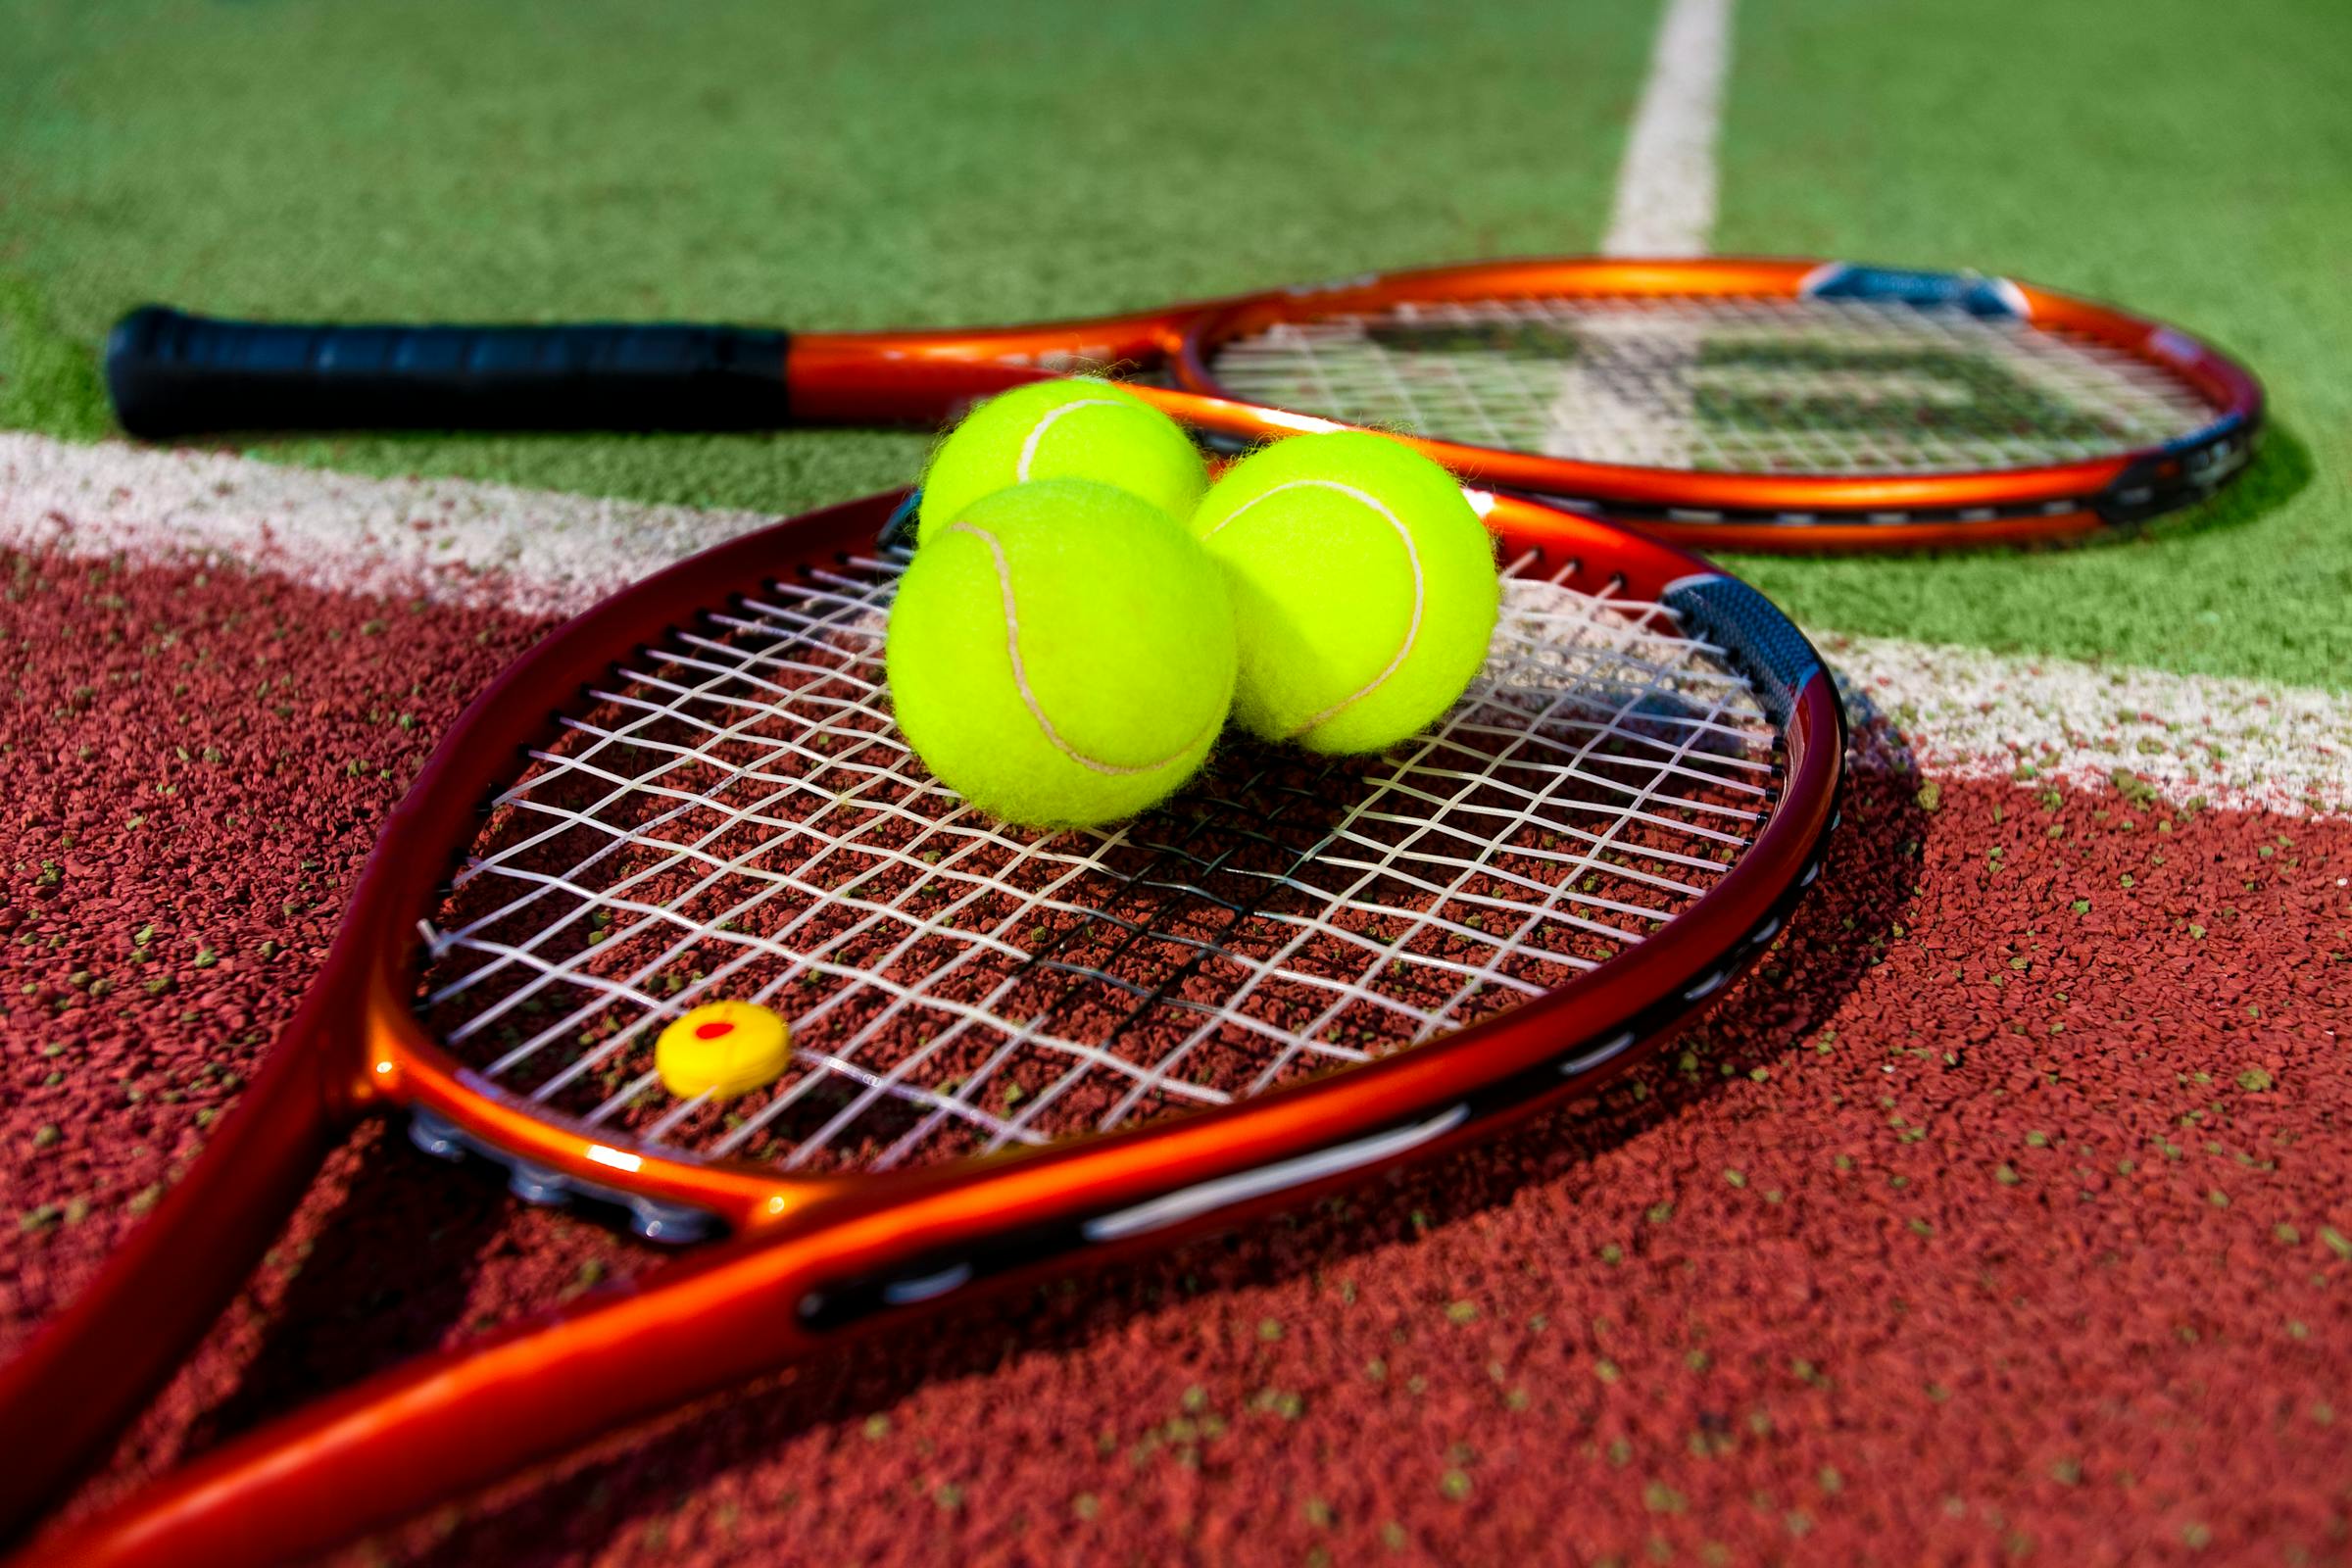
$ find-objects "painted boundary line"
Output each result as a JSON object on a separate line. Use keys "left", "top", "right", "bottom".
{"left": 1829, "top": 634, "right": 2349, "bottom": 817}
{"left": 3, "top": 432, "right": 2344, "bottom": 816}
{"left": 1601, "top": 0, "right": 1733, "bottom": 258}
{"left": 0, "top": 431, "right": 775, "bottom": 620}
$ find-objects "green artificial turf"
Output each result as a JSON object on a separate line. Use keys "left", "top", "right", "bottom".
{"left": 1718, "top": 0, "right": 2352, "bottom": 688}
{"left": 0, "top": 0, "right": 1654, "bottom": 510}
{"left": 4, "top": 0, "right": 2346, "bottom": 688}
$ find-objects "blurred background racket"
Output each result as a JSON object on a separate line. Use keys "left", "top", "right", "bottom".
{"left": 2, "top": 485, "right": 1839, "bottom": 1566}
{"left": 104, "top": 256, "right": 2261, "bottom": 553}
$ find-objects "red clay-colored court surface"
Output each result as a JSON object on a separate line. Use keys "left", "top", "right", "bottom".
{"left": 6, "top": 0, "right": 2351, "bottom": 1558}
{"left": 4, "top": 527, "right": 2344, "bottom": 1564}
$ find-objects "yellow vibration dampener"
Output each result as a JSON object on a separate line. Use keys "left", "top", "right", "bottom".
{"left": 655, "top": 1001, "right": 790, "bottom": 1100}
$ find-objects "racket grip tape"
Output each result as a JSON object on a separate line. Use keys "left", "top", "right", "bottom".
{"left": 105, "top": 306, "right": 795, "bottom": 437}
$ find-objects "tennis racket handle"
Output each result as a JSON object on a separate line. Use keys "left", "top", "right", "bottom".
{"left": 105, "top": 307, "right": 795, "bottom": 437}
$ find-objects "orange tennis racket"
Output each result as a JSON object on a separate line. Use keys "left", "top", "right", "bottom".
{"left": 1, "top": 485, "right": 1840, "bottom": 1566}
{"left": 105, "top": 255, "right": 2260, "bottom": 552}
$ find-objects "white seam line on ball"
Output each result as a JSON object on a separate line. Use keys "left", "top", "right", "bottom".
{"left": 951, "top": 519, "right": 1212, "bottom": 776}
{"left": 1015, "top": 398, "right": 1124, "bottom": 481}
{"left": 1203, "top": 478, "right": 1425, "bottom": 739}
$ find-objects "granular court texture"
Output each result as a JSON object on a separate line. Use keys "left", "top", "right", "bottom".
{"left": 3, "top": 530, "right": 2347, "bottom": 1567}
{"left": 6, "top": 0, "right": 2350, "bottom": 1557}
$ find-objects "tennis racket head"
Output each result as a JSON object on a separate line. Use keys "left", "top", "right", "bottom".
{"left": 343, "top": 485, "right": 1840, "bottom": 1283}
{"left": 792, "top": 257, "right": 2261, "bottom": 550}
{"left": 3, "top": 487, "right": 1841, "bottom": 1563}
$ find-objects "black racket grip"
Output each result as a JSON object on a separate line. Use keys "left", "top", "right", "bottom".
{"left": 105, "top": 306, "right": 795, "bottom": 437}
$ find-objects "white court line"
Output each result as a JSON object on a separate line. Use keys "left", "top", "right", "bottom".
{"left": 3, "top": 432, "right": 2344, "bottom": 817}
{"left": 0, "top": 430, "right": 774, "bottom": 619}
{"left": 1601, "top": 0, "right": 1735, "bottom": 258}
{"left": 1829, "top": 634, "right": 2352, "bottom": 818}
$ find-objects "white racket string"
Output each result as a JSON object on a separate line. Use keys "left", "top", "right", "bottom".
{"left": 414, "top": 546, "right": 1786, "bottom": 1173}
{"left": 1205, "top": 294, "right": 2218, "bottom": 476}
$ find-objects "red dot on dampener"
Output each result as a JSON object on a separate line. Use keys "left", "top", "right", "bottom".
{"left": 694, "top": 1020, "right": 736, "bottom": 1041}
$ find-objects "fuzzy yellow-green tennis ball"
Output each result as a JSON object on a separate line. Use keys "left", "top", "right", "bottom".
{"left": 888, "top": 478, "right": 1236, "bottom": 827}
{"left": 915, "top": 377, "right": 1207, "bottom": 544}
{"left": 1188, "top": 431, "right": 1499, "bottom": 755}
{"left": 655, "top": 1001, "right": 790, "bottom": 1100}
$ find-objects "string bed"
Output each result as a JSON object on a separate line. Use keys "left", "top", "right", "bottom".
{"left": 415, "top": 548, "right": 1784, "bottom": 1176}
{"left": 1205, "top": 295, "right": 2217, "bottom": 475}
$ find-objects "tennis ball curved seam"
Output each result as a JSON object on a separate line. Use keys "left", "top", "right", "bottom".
{"left": 915, "top": 378, "right": 1209, "bottom": 544}
{"left": 1199, "top": 476, "right": 1425, "bottom": 738}
{"left": 949, "top": 518, "right": 1222, "bottom": 776}
{"left": 1016, "top": 396, "right": 1127, "bottom": 480}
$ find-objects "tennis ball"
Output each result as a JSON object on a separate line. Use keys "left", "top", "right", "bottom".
{"left": 915, "top": 377, "right": 1206, "bottom": 543}
{"left": 1188, "top": 431, "right": 1499, "bottom": 755}
{"left": 888, "top": 478, "right": 1236, "bottom": 827}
